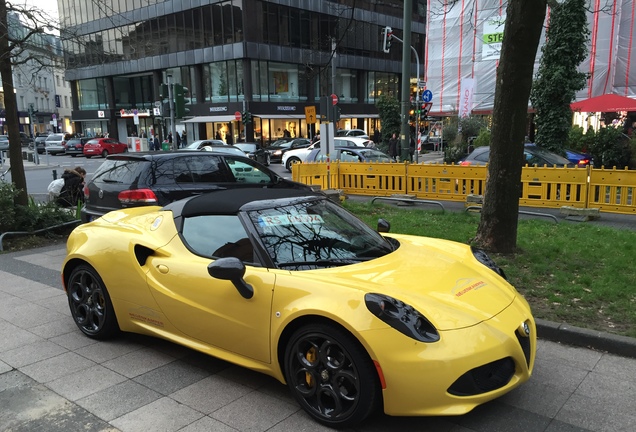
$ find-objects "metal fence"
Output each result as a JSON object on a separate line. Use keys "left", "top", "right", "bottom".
{"left": 293, "top": 162, "right": 636, "bottom": 215}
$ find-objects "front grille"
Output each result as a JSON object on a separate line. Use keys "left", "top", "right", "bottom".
{"left": 448, "top": 357, "right": 515, "bottom": 396}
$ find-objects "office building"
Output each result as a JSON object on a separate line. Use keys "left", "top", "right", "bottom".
{"left": 58, "top": 0, "right": 426, "bottom": 144}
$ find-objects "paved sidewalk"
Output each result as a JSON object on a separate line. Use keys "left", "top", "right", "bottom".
{"left": 1, "top": 245, "right": 636, "bottom": 432}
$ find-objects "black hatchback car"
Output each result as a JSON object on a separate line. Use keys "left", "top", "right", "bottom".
{"left": 65, "top": 137, "right": 91, "bottom": 157}
{"left": 81, "top": 151, "right": 312, "bottom": 222}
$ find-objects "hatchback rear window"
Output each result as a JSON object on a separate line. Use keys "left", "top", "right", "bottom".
{"left": 92, "top": 159, "right": 147, "bottom": 185}
{"left": 46, "top": 134, "right": 64, "bottom": 141}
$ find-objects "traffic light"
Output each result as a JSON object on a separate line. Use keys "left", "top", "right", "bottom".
{"left": 421, "top": 103, "right": 430, "bottom": 118}
{"left": 174, "top": 84, "right": 189, "bottom": 118}
{"left": 382, "top": 26, "right": 393, "bottom": 53}
{"left": 159, "top": 84, "right": 169, "bottom": 100}
{"left": 241, "top": 111, "right": 252, "bottom": 124}
{"left": 333, "top": 106, "right": 341, "bottom": 122}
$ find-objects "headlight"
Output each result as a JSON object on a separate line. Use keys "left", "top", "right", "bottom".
{"left": 274, "top": 150, "right": 282, "bottom": 156}
{"left": 471, "top": 247, "right": 507, "bottom": 279}
{"left": 365, "top": 293, "right": 439, "bottom": 342}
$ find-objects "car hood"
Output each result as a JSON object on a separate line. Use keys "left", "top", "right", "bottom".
{"left": 282, "top": 234, "right": 518, "bottom": 331}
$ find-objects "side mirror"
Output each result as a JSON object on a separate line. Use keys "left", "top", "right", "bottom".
{"left": 377, "top": 218, "right": 391, "bottom": 233}
{"left": 207, "top": 257, "right": 254, "bottom": 299}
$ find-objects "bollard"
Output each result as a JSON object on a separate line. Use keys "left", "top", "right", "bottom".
{"left": 52, "top": 169, "right": 57, "bottom": 180}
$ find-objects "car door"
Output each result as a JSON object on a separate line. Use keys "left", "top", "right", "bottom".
{"left": 146, "top": 215, "right": 275, "bottom": 362}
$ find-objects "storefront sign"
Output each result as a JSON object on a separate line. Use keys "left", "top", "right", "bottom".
{"left": 277, "top": 106, "right": 297, "bottom": 111}
{"left": 210, "top": 106, "right": 228, "bottom": 112}
{"left": 120, "top": 109, "right": 151, "bottom": 117}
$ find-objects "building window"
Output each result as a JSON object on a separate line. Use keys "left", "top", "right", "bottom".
{"left": 77, "top": 78, "right": 109, "bottom": 110}
{"left": 64, "top": 96, "right": 69, "bottom": 108}
{"left": 56, "top": 75, "right": 61, "bottom": 86}
{"left": 20, "top": 96, "right": 24, "bottom": 111}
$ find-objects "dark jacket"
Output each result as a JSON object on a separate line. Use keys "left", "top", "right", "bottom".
{"left": 56, "top": 169, "right": 85, "bottom": 208}
{"left": 388, "top": 137, "right": 398, "bottom": 158}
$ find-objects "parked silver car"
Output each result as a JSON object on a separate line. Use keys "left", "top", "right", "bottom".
{"left": 45, "top": 133, "right": 70, "bottom": 155}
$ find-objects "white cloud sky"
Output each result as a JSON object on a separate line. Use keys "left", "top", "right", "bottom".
{"left": 21, "top": 0, "right": 59, "bottom": 20}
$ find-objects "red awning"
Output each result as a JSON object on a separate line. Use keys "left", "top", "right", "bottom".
{"left": 571, "top": 94, "right": 636, "bottom": 112}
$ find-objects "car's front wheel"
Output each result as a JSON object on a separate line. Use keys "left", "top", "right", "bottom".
{"left": 265, "top": 153, "right": 271, "bottom": 166}
{"left": 286, "top": 157, "right": 301, "bottom": 172}
{"left": 67, "top": 264, "right": 119, "bottom": 340}
{"left": 101, "top": 150, "right": 108, "bottom": 158}
{"left": 284, "top": 323, "right": 381, "bottom": 428}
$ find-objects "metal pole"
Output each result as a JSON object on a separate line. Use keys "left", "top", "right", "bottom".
{"left": 167, "top": 74, "right": 176, "bottom": 151}
{"left": 399, "top": 0, "right": 413, "bottom": 163}
{"left": 411, "top": 46, "right": 420, "bottom": 163}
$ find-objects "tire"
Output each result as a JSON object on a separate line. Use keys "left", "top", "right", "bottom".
{"left": 67, "top": 264, "right": 119, "bottom": 340}
{"left": 123, "top": 147, "right": 128, "bottom": 153}
{"left": 70, "top": 154, "right": 76, "bottom": 157}
{"left": 265, "top": 154, "right": 271, "bottom": 166}
{"left": 284, "top": 323, "right": 381, "bottom": 428}
{"left": 101, "top": 150, "right": 108, "bottom": 158}
{"left": 286, "top": 157, "right": 301, "bottom": 172}
{"left": 85, "top": 156, "right": 91, "bottom": 159}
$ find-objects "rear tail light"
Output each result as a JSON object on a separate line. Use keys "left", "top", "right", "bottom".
{"left": 83, "top": 185, "right": 89, "bottom": 198}
{"left": 460, "top": 161, "right": 471, "bottom": 166}
{"left": 118, "top": 189, "right": 158, "bottom": 204}
{"left": 62, "top": 141, "right": 67, "bottom": 147}
{"left": 578, "top": 159, "right": 589, "bottom": 166}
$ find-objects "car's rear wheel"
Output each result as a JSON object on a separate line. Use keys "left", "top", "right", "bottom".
{"left": 101, "top": 150, "right": 108, "bottom": 158}
{"left": 85, "top": 155, "right": 91, "bottom": 159}
{"left": 286, "top": 157, "right": 301, "bottom": 172}
{"left": 67, "top": 264, "right": 119, "bottom": 340}
{"left": 265, "top": 154, "right": 271, "bottom": 166}
{"left": 284, "top": 323, "right": 381, "bottom": 428}
{"left": 70, "top": 154, "right": 76, "bottom": 157}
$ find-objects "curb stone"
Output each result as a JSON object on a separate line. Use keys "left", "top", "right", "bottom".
{"left": 536, "top": 318, "right": 636, "bottom": 358}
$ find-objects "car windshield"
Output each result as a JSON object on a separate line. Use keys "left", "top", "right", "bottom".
{"left": 235, "top": 143, "right": 256, "bottom": 152}
{"left": 357, "top": 149, "right": 392, "bottom": 162}
{"left": 247, "top": 199, "right": 394, "bottom": 269}
{"left": 528, "top": 147, "right": 571, "bottom": 165}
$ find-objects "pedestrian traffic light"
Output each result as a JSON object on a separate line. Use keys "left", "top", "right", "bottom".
{"left": 382, "top": 26, "right": 393, "bottom": 53}
{"left": 174, "top": 84, "right": 189, "bottom": 118}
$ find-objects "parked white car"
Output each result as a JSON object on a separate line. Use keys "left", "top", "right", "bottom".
{"left": 336, "top": 129, "right": 370, "bottom": 139}
{"left": 282, "top": 137, "right": 371, "bottom": 171}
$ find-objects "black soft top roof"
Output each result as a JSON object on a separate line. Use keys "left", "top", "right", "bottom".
{"left": 164, "top": 188, "right": 324, "bottom": 218}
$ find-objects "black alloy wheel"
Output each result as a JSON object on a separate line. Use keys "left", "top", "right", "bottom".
{"left": 67, "top": 264, "right": 119, "bottom": 339}
{"left": 284, "top": 323, "right": 381, "bottom": 428}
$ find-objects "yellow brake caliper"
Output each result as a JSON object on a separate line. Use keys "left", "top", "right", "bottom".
{"left": 305, "top": 347, "right": 317, "bottom": 387}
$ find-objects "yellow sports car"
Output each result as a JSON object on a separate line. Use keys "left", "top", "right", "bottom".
{"left": 62, "top": 188, "right": 535, "bottom": 428}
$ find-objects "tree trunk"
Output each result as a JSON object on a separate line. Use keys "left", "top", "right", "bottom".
{"left": 473, "top": 0, "right": 547, "bottom": 254}
{"left": 0, "top": 0, "right": 29, "bottom": 206}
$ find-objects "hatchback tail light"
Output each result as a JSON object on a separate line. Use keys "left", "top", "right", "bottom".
{"left": 61, "top": 141, "right": 67, "bottom": 147}
{"left": 460, "top": 161, "right": 471, "bottom": 166}
{"left": 577, "top": 158, "right": 590, "bottom": 166}
{"left": 118, "top": 189, "right": 158, "bottom": 204}
{"left": 83, "top": 185, "right": 89, "bottom": 198}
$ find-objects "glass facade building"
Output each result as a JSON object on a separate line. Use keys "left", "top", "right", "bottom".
{"left": 58, "top": 0, "right": 426, "bottom": 144}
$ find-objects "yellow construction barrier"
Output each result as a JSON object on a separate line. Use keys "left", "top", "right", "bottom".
{"left": 588, "top": 167, "right": 636, "bottom": 214}
{"left": 294, "top": 161, "right": 636, "bottom": 215}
